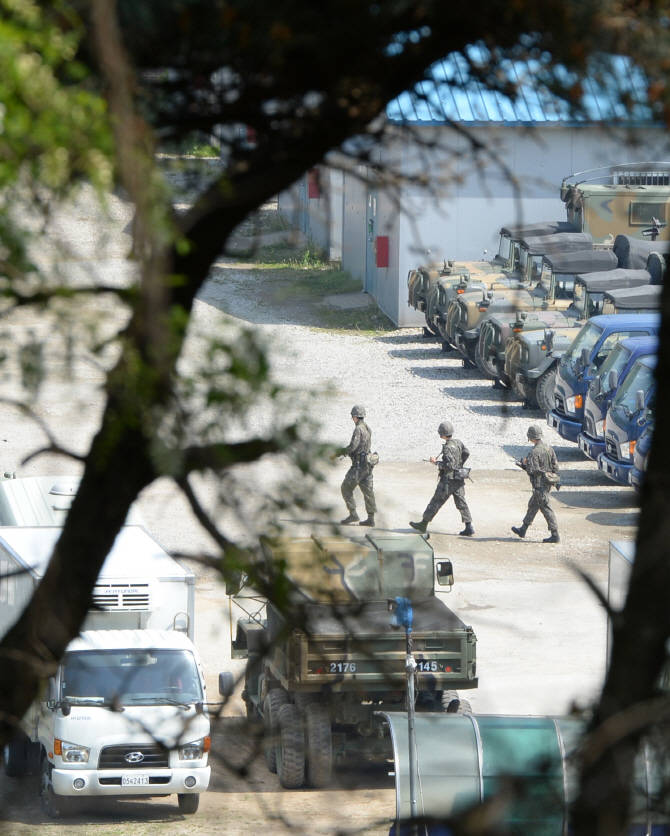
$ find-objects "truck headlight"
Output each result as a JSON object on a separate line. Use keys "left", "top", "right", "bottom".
{"left": 619, "top": 441, "right": 636, "bottom": 460}
{"left": 57, "top": 740, "right": 90, "bottom": 764}
{"left": 178, "top": 737, "right": 210, "bottom": 761}
{"left": 595, "top": 420, "right": 605, "bottom": 438}
{"left": 565, "top": 395, "right": 583, "bottom": 414}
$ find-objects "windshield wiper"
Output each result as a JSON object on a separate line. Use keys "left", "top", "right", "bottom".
{"left": 129, "top": 697, "right": 192, "bottom": 708}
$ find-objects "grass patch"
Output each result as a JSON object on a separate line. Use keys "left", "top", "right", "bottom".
{"left": 233, "top": 209, "right": 292, "bottom": 238}
{"left": 186, "top": 144, "right": 220, "bottom": 157}
{"left": 280, "top": 268, "right": 363, "bottom": 298}
{"left": 317, "top": 304, "right": 396, "bottom": 334}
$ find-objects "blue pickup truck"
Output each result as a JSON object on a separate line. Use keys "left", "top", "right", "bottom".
{"left": 577, "top": 336, "right": 658, "bottom": 460}
{"left": 597, "top": 353, "right": 657, "bottom": 485}
{"left": 547, "top": 313, "right": 660, "bottom": 442}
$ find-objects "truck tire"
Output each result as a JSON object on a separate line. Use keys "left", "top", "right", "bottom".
{"left": 459, "top": 698, "right": 473, "bottom": 715}
{"left": 440, "top": 690, "right": 472, "bottom": 714}
{"left": 276, "top": 703, "right": 305, "bottom": 789}
{"left": 293, "top": 693, "right": 317, "bottom": 713}
{"left": 474, "top": 342, "right": 497, "bottom": 380}
{"left": 40, "top": 757, "right": 70, "bottom": 818}
{"left": 535, "top": 367, "right": 558, "bottom": 414}
{"left": 304, "top": 702, "right": 332, "bottom": 789}
{"left": 177, "top": 793, "right": 200, "bottom": 814}
{"left": 263, "top": 688, "right": 289, "bottom": 774}
{"left": 4, "top": 738, "right": 29, "bottom": 777}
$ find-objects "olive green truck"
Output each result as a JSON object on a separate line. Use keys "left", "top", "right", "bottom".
{"left": 225, "top": 533, "right": 477, "bottom": 789}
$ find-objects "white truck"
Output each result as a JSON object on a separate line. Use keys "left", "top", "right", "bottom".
{"left": 0, "top": 524, "right": 216, "bottom": 817}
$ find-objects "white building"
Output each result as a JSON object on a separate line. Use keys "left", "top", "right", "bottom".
{"left": 280, "top": 55, "right": 669, "bottom": 326}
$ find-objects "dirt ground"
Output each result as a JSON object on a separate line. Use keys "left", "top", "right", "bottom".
{"left": 0, "top": 257, "right": 639, "bottom": 836}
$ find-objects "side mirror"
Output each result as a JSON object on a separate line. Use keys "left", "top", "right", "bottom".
{"left": 219, "top": 671, "right": 235, "bottom": 698}
{"left": 581, "top": 347, "right": 590, "bottom": 368}
{"left": 608, "top": 370, "right": 618, "bottom": 391}
{"left": 635, "top": 389, "right": 646, "bottom": 412}
{"left": 46, "top": 677, "right": 58, "bottom": 704}
{"left": 545, "top": 330, "right": 555, "bottom": 353}
{"left": 61, "top": 699, "right": 71, "bottom": 717}
{"left": 436, "top": 560, "right": 454, "bottom": 588}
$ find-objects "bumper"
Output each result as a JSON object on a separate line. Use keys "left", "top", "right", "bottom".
{"left": 547, "top": 411, "right": 581, "bottom": 443}
{"left": 51, "top": 765, "right": 211, "bottom": 797}
{"left": 597, "top": 453, "right": 632, "bottom": 486}
{"left": 629, "top": 467, "right": 645, "bottom": 491}
{"left": 578, "top": 433, "right": 605, "bottom": 461}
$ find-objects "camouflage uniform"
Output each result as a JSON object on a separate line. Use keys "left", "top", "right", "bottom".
{"left": 423, "top": 438, "right": 472, "bottom": 524}
{"left": 341, "top": 420, "right": 377, "bottom": 517}
{"left": 522, "top": 441, "right": 559, "bottom": 532}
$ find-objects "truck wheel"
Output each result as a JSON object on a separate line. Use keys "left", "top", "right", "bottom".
{"left": 4, "top": 738, "right": 29, "bottom": 777}
{"left": 263, "top": 688, "right": 289, "bottom": 773}
{"left": 40, "top": 757, "right": 69, "bottom": 819}
{"left": 304, "top": 702, "right": 332, "bottom": 789}
{"left": 177, "top": 793, "right": 200, "bottom": 814}
{"left": 276, "top": 703, "right": 305, "bottom": 789}
{"left": 459, "top": 698, "right": 473, "bottom": 715}
{"left": 535, "top": 367, "right": 558, "bottom": 414}
{"left": 293, "top": 693, "right": 317, "bottom": 713}
{"left": 441, "top": 690, "right": 461, "bottom": 713}
{"left": 474, "top": 343, "right": 496, "bottom": 380}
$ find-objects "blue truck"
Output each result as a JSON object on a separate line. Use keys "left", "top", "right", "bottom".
{"left": 629, "top": 418, "right": 653, "bottom": 490}
{"left": 597, "top": 353, "right": 657, "bottom": 485}
{"left": 547, "top": 312, "right": 661, "bottom": 443}
{"left": 578, "top": 336, "right": 658, "bottom": 460}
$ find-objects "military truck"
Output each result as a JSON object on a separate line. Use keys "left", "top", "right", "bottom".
{"left": 505, "top": 281, "right": 661, "bottom": 412}
{"left": 561, "top": 162, "right": 670, "bottom": 244}
{"left": 225, "top": 533, "right": 477, "bottom": 790}
{"left": 408, "top": 221, "right": 574, "bottom": 338}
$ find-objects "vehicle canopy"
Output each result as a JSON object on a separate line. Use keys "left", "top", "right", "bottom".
{"left": 574, "top": 268, "right": 652, "bottom": 293}
{"left": 613, "top": 234, "right": 666, "bottom": 269}
{"left": 259, "top": 533, "right": 436, "bottom": 603}
{"left": 603, "top": 284, "right": 663, "bottom": 312}
{"left": 521, "top": 232, "right": 593, "bottom": 255}
{"left": 500, "top": 221, "right": 574, "bottom": 240}
{"left": 543, "top": 249, "right": 618, "bottom": 275}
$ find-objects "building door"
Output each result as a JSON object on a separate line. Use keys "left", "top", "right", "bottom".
{"left": 365, "top": 188, "right": 378, "bottom": 296}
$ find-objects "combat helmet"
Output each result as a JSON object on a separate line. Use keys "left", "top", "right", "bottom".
{"left": 351, "top": 405, "right": 366, "bottom": 418}
{"left": 527, "top": 425, "right": 543, "bottom": 440}
{"left": 438, "top": 421, "right": 454, "bottom": 437}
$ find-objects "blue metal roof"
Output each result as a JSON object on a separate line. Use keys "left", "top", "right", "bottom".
{"left": 387, "top": 48, "right": 655, "bottom": 126}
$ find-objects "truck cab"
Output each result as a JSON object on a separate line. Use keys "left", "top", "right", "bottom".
{"left": 578, "top": 337, "right": 658, "bottom": 460}
{"left": 548, "top": 315, "right": 660, "bottom": 443}
{"left": 629, "top": 417, "right": 654, "bottom": 490}
{"left": 597, "top": 354, "right": 657, "bottom": 484}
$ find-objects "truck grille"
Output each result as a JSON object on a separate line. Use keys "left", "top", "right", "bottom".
{"left": 98, "top": 745, "right": 169, "bottom": 770}
{"left": 92, "top": 584, "right": 150, "bottom": 611}
{"left": 606, "top": 437, "right": 618, "bottom": 459}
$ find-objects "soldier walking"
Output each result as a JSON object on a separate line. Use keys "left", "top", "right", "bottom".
{"left": 331, "top": 405, "right": 377, "bottom": 527}
{"left": 512, "top": 425, "right": 560, "bottom": 543}
{"left": 410, "top": 421, "right": 474, "bottom": 536}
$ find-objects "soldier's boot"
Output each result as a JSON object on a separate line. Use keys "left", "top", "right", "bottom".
{"left": 511, "top": 525, "right": 528, "bottom": 539}
{"left": 340, "top": 512, "right": 360, "bottom": 525}
{"left": 359, "top": 516, "right": 375, "bottom": 527}
{"left": 543, "top": 531, "right": 560, "bottom": 544}
{"left": 460, "top": 523, "right": 475, "bottom": 537}
{"left": 410, "top": 519, "right": 428, "bottom": 533}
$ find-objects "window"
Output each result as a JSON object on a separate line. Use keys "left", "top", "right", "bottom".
{"left": 589, "top": 331, "right": 647, "bottom": 374}
{"left": 630, "top": 202, "right": 667, "bottom": 226}
{"left": 563, "top": 322, "right": 603, "bottom": 366}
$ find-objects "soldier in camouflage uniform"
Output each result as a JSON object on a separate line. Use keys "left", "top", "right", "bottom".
{"left": 512, "top": 425, "right": 560, "bottom": 543}
{"left": 410, "top": 421, "right": 474, "bottom": 536}
{"left": 331, "top": 405, "right": 377, "bottom": 527}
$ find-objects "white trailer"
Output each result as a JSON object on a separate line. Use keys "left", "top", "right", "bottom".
{"left": 0, "top": 475, "right": 144, "bottom": 527}
{"left": 0, "top": 525, "right": 218, "bottom": 817}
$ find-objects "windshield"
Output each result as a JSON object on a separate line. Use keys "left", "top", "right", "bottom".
{"left": 62, "top": 649, "right": 203, "bottom": 706}
{"left": 612, "top": 361, "right": 656, "bottom": 416}
{"left": 593, "top": 345, "right": 631, "bottom": 395}
{"left": 498, "top": 234, "right": 512, "bottom": 265}
{"left": 563, "top": 322, "right": 603, "bottom": 366}
{"left": 524, "top": 254, "right": 544, "bottom": 284}
{"left": 573, "top": 282, "right": 604, "bottom": 317}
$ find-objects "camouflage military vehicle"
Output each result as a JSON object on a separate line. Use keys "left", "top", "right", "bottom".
{"left": 561, "top": 163, "right": 670, "bottom": 244}
{"left": 227, "top": 533, "right": 477, "bottom": 790}
{"left": 443, "top": 240, "right": 608, "bottom": 367}
{"left": 505, "top": 272, "right": 659, "bottom": 412}
{"left": 408, "top": 221, "right": 574, "bottom": 338}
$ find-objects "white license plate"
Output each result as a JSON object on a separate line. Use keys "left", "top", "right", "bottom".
{"left": 121, "top": 774, "right": 150, "bottom": 786}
